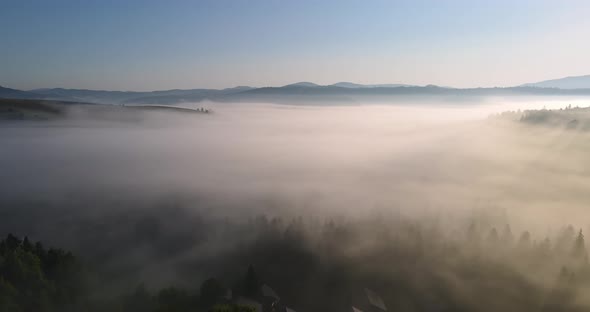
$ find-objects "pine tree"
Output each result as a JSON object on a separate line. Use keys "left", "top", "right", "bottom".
{"left": 21, "top": 237, "right": 32, "bottom": 253}
{"left": 501, "top": 224, "right": 514, "bottom": 245}
{"left": 487, "top": 227, "right": 499, "bottom": 244}
{"left": 243, "top": 265, "right": 259, "bottom": 298}
{"left": 572, "top": 229, "right": 588, "bottom": 263}
{"left": 518, "top": 231, "right": 531, "bottom": 249}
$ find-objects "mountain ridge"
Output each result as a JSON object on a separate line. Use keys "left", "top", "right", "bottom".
{"left": 4, "top": 76, "right": 590, "bottom": 105}
{"left": 521, "top": 74, "right": 590, "bottom": 89}
{"left": 0, "top": 85, "right": 44, "bottom": 99}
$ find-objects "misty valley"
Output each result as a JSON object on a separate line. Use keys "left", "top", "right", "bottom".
{"left": 2, "top": 98, "right": 590, "bottom": 312}
{"left": 5, "top": 1, "right": 590, "bottom": 311}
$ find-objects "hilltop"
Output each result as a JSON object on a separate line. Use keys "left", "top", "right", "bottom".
{"left": 3, "top": 75, "right": 590, "bottom": 106}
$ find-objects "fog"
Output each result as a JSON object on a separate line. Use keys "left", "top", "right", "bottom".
{"left": 3, "top": 98, "right": 590, "bottom": 221}
{"left": 3, "top": 98, "right": 590, "bottom": 310}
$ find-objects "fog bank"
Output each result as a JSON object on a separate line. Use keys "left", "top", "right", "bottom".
{"left": 2, "top": 99, "right": 590, "bottom": 291}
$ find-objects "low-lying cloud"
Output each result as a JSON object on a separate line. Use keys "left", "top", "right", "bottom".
{"left": 2, "top": 98, "right": 590, "bottom": 296}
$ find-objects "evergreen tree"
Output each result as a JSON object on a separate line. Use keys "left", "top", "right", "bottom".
{"left": 21, "top": 238, "right": 32, "bottom": 253}
{"left": 555, "top": 225, "right": 576, "bottom": 254}
{"left": 518, "top": 231, "right": 531, "bottom": 250}
{"left": 242, "top": 265, "right": 259, "bottom": 298}
{"left": 487, "top": 227, "right": 499, "bottom": 245}
{"left": 501, "top": 224, "right": 514, "bottom": 245}
{"left": 572, "top": 229, "right": 588, "bottom": 263}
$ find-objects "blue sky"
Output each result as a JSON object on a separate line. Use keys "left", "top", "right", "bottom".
{"left": 1, "top": 0, "right": 589, "bottom": 90}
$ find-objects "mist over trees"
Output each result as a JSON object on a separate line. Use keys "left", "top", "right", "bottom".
{"left": 3, "top": 102, "right": 590, "bottom": 311}
{"left": 3, "top": 0, "right": 590, "bottom": 310}
{"left": 491, "top": 104, "right": 590, "bottom": 131}
{"left": 3, "top": 210, "right": 590, "bottom": 312}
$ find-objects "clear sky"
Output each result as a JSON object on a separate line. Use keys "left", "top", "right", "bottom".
{"left": 1, "top": 0, "right": 590, "bottom": 91}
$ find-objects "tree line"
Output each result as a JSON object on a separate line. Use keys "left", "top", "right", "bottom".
{"left": 3, "top": 213, "right": 590, "bottom": 311}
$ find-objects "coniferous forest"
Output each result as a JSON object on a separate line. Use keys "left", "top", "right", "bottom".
{"left": 3, "top": 211, "right": 590, "bottom": 312}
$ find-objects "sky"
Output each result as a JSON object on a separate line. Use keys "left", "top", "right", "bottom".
{"left": 1, "top": 0, "right": 590, "bottom": 91}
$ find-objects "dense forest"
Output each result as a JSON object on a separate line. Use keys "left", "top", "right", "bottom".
{"left": 492, "top": 105, "right": 590, "bottom": 130}
{"left": 3, "top": 211, "right": 590, "bottom": 312}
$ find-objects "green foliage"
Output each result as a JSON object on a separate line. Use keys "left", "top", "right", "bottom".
{"left": 4, "top": 217, "right": 590, "bottom": 312}
{"left": 0, "top": 234, "right": 86, "bottom": 312}
{"left": 0, "top": 276, "right": 21, "bottom": 312}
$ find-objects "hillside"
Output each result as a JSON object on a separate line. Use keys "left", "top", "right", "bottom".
{"left": 3, "top": 78, "right": 590, "bottom": 106}
{"left": 331, "top": 82, "right": 412, "bottom": 88}
{"left": 521, "top": 74, "right": 590, "bottom": 89}
{"left": 0, "top": 85, "right": 44, "bottom": 99}
{"left": 27, "top": 85, "right": 590, "bottom": 105}
{"left": 27, "top": 87, "right": 254, "bottom": 105}
{"left": 0, "top": 98, "right": 209, "bottom": 121}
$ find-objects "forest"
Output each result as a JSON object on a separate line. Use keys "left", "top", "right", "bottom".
{"left": 2, "top": 210, "right": 590, "bottom": 312}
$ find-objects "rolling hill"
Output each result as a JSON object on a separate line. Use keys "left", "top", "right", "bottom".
{"left": 27, "top": 86, "right": 254, "bottom": 105}
{"left": 331, "top": 82, "right": 412, "bottom": 88}
{"left": 521, "top": 74, "right": 590, "bottom": 89}
{"left": 0, "top": 85, "right": 44, "bottom": 99}
{"left": 2, "top": 75, "right": 590, "bottom": 106}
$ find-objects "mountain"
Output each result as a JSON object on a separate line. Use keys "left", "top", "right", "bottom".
{"left": 283, "top": 82, "right": 320, "bottom": 88}
{"left": 521, "top": 75, "right": 590, "bottom": 89}
{"left": 330, "top": 82, "right": 364, "bottom": 88}
{"left": 0, "top": 86, "right": 43, "bottom": 99}
{"left": 28, "top": 86, "right": 255, "bottom": 105}
{"left": 120, "top": 87, "right": 254, "bottom": 104}
{"left": 330, "top": 82, "right": 413, "bottom": 88}
{"left": 220, "top": 84, "right": 590, "bottom": 105}
{"left": 4, "top": 78, "right": 590, "bottom": 106}
{"left": 29, "top": 88, "right": 145, "bottom": 103}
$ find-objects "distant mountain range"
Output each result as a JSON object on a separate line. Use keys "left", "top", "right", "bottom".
{"left": 521, "top": 75, "right": 590, "bottom": 89}
{"left": 0, "top": 85, "right": 44, "bottom": 99}
{"left": 331, "top": 82, "right": 413, "bottom": 88}
{"left": 283, "top": 82, "right": 414, "bottom": 88}
{"left": 22, "top": 86, "right": 255, "bottom": 105}
{"left": 2, "top": 75, "right": 590, "bottom": 105}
